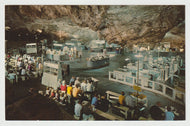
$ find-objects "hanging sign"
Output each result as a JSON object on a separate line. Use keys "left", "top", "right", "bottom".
{"left": 133, "top": 85, "right": 142, "bottom": 92}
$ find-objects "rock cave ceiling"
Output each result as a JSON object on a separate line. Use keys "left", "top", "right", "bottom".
{"left": 5, "top": 5, "right": 185, "bottom": 47}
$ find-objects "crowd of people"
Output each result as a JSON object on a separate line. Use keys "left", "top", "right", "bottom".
{"left": 5, "top": 52, "right": 184, "bottom": 121}
{"left": 41, "top": 76, "right": 111, "bottom": 120}
{"left": 46, "top": 46, "right": 82, "bottom": 61}
{"left": 41, "top": 77, "right": 183, "bottom": 121}
{"left": 149, "top": 101, "right": 185, "bottom": 120}
{"left": 41, "top": 82, "right": 184, "bottom": 121}
{"left": 117, "top": 91, "right": 184, "bottom": 120}
{"left": 5, "top": 53, "right": 43, "bottom": 84}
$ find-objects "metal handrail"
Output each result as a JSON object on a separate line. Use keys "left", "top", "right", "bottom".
{"left": 109, "top": 71, "right": 185, "bottom": 105}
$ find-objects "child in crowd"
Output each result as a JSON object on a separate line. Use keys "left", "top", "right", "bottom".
{"left": 53, "top": 90, "right": 60, "bottom": 101}
{"left": 44, "top": 87, "right": 51, "bottom": 97}
{"left": 60, "top": 93, "right": 68, "bottom": 105}
{"left": 118, "top": 91, "right": 125, "bottom": 105}
{"left": 49, "top": 89, "right": 55, "bottom": 98}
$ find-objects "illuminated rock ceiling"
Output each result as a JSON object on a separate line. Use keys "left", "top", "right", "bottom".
{"left": 5, "top": 5, "right": 185, "bottom": 47}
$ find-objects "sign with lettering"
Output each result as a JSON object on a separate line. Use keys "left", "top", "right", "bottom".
{"left": 133, "top": 85, "right": 142, "bottom": 92}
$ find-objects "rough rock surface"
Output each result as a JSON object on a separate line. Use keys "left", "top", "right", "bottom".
{"left": 5, "top": 5, "right": 185, "bottom": 47}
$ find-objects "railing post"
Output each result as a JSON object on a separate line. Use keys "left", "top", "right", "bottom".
{"left": 172, "top": 89, "right": 176, "bottom": 100}
{"left": 116, "top": 73, "right": 118, "bottom": 80}
{"left": 152, "top": 81, "right": 155, "bottom": 90}
{"left": 163, "top": 85, "right": 166, "bottom": 94}
{"left": 133, "top": 77, "right": 135, "bottom": 85}
{"left": 109, "top": 72, "right": 111, "bottom": 80}
{"left": 124, "top": 74, "right": 126, "bottom": 82}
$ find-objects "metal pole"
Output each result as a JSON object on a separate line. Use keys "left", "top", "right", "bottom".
{"left": 137, "top": 59, "right": 139, "bottom": 84}
{"left": 136, "top": 59, "right": 139, "bottom": 106}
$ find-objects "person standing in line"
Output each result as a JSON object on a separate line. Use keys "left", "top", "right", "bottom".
{"left": 82, "top": 101, "right": 94, "bottom": 120}
{"left": 69, "top": 76, "right": 75, "bottom": 86}
{"left": 97, "top": 94, "right": 110, "bottom": 112}
{"left": 60, "top": 80, "right": 67, "bottom": 93}
{"left": 91, "top": 93, "right": 98, "bottom": 108}
{"left": 149, "top": 101, "right": 165, "bottom": 120}
{"left": 165, "top": 106, "right": 175, "bottom": 120}
{"left": 74, "top": 100, "right": 82, "bottom": 120}
{"left": 21, "top": 67, "right": 27, "bottom": 80}
{"left": 74, "top": 77, "right": 81, "bottom": 87}
{"left": 118, "top": 91, "right": 125, "bottom": 105}
{"left": 8, "top": 70, "right": 16, "bottom": 84}
{"left": 72, "top": 85, "right": 82, "bottom": 98}
{"left": 81, "top": 80, "right": 87, "bottom": 93}
{"left": 86, "top": 80, "right": 93, "bottom": 93}
{"left": 86, "top": 80, "right": 94, "bottom": 100}
{"left": 57, "top": 79, "right": 62, "bottom": 89}
{"left": 38, "top": 61, "right": 43, "bottom": 77}
{"left": 124, "top": 92, "right": 136, "bottom": 120}
{"left": 124, "top": 92, "right": 135, "bottom": 109}
{"left": 67, "top": 83, "right": 73, "bottom": 104}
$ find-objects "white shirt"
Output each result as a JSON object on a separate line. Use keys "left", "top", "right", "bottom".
{"left": 57, "top": 81, "right": 62, "bottom": 87}
{"left": 38, "top": 63, "right": 43, "bottom": 70}
{"left": 21, "top": 69, "right": 26, "bottom": 75}
{"left": 24, "top": 59, "right": 28, "bottom": 64}
{"left": 74, "top": 80, "right": 80, "bottom": 86}
{"left": 23, "top": 54, "right": 27, "bottom": 59}
{"left": 46, "top": 90, "right": 50, "bottom": 95}
{"left": 60, "top": 95, "right": 64, "bottom": 101}
{"left": 28, "top": 60, "right": 32, "bottom": 64}
{"left": 74, "top": 103, "right": 82, "bottom": 117}
{"left": 46, "top": 49, "right": 50, "bottom": 54}
{"left": 8, "top": 73, "right": 16, "bottom": 80}
{"left": 27, "top": 55, "right": 31, "bottom": 60}
{"left": 17, "top": 61, "right": 21, "bottom": 67}
{"left": 86, "top": 83, "right": 93, "bottom": 92}
{"left": 81, "top": 82, "right": 87, "bottom": 92}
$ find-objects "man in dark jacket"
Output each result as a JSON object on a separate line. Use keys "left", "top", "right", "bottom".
{"left": 149, "top": 101, "right": 165, "bottom": 120}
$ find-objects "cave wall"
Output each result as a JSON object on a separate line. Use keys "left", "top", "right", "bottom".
{"left": 5, "top": 5, "right": 185, "bottom": 47}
